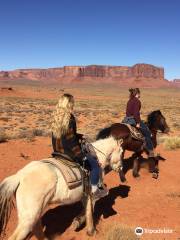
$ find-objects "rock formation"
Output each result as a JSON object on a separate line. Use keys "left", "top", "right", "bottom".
{"left": 0, "top": 63, "right": 172, "bottom": 87}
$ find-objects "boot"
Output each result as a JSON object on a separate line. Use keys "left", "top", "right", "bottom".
{"left": 92, "top": 188, "right": 109, "bottom": 201}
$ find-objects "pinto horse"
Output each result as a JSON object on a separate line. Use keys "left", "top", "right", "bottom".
{"left": 96, "top": 110, "right": 169, "bottom": 181}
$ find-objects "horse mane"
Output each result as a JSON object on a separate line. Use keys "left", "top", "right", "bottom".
{"left": 147, "top": 110, "right": 161, "bottom": 126}
{"left": 96, "top": 126, "right": 111, "bottom": 140}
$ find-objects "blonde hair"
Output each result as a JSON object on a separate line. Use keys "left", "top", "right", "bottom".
{"left": 51, "top": 93, "right": 74, "bottom": 138}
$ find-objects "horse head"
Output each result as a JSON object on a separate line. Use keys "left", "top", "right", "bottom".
{"left": 92, "top": 136, "right": 123, "bottom": 172}
{"left": 147, "top": 110, "right": 170, "bottom": 133}
{"left": 108, "top": 138, "right": 123, "bottom": 172}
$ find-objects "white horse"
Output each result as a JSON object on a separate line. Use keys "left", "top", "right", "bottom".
{"left": 0, "top": 136, "right": 123, "bottom": 240}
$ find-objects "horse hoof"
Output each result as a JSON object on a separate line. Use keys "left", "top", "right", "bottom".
{"left": 152, "top": 172, "right": 158, "bottom": 179}
{"left": 133, "top": 172, "right": 140, "bottom": 178}
{"left": 87, "top": 228, "right": 96, "bottom": 236}
{"left": 119, "top": 171, "right": 126, "bottom": 182}
{"left": 119, "top": 173, "right": 127, "bottom": 182}
{"left": 121, "top": 177, "right": 127, "bottom": 183}
{"left": 71, "top": 220, "right": 80, "bottom": 231}
{"left": 155, "top": 168, "right": 159, "bottom": 173}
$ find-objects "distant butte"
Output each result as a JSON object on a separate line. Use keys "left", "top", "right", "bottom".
{"left": 0, "top": 63, "right": 178, "bottom": 87}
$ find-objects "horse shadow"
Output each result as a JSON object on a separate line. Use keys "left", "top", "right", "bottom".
{"left": 42, "top": 185, "right": 130, "bottom": 237}
{"left": 94, "top": 184, "right": 130, "bottom": 224}
{"left": 42, "top": 202, "right": 83, "bottom": 237}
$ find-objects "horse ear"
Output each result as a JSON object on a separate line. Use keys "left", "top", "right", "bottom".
{"left": 157, "top": 110, "right": 162, "bottom": 115}
{"left": 118, "top": 139, "right": 123, "bottom": 146}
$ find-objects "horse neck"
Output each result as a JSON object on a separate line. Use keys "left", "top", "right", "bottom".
{"left": 148, "top": 122, "right": 158, "bottom": 134}
{"left": 147, "top": 121, "right": 158, "bottom": 147}
{"left": 151, "top": 129, "right": 158, "bottom": 148}
{"left": 92, "top": 137, "right": 117, "bottom": 165}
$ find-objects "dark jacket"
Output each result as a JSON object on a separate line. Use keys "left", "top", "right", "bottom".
{"left": 126, "top": 96, "right": 141, "bottom": 123}
{"left": 52, "top": 114, "right": 84, "bottom": 164}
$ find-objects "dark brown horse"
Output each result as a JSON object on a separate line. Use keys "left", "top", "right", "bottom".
{"left": 96, "top": 110, "right": 169, "bottom": 181}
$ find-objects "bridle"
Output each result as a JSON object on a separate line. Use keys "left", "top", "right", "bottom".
{"left": 81, "top": 137, "right": 123, "bottom": 166}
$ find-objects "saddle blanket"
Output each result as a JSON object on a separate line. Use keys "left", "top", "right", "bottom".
{"left": 122, "top": 123, "right": 145, "bottom": 142}
{"left": 41, "top": 158, "right": 85, "bottom": 190}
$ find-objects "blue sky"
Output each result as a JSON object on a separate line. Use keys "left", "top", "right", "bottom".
{"left": 0, "top": 0, "right": 179, "bottom": 80}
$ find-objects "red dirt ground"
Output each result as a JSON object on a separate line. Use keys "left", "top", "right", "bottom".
{"left": 0, "top": 137, "right": 179, "bottom": 240}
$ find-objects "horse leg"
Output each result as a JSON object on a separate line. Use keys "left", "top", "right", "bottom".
{"left": 119, "top": 150, "right": 127, "bottom": 182}
{"left": 71, "top": 212, "right": 86, "bottom": 231}
{"left": 33, "top": 220, "right": 48, "bottom": 240}
{"left": 155, "top": 157, "right": 159, "bottom": 172}
{"left": 8, "top": 221, "right": 33, "bottom": 240}
{"left": 149, "top": 157, "right": 159, "bottom": 179}
{"left": 98, "top": 168, "right": 105, "bottom": 188}
{"left": 8, "top": 194, "right": 41, "bottom": 240}
{"left": 9, "top": 219, "right": 47, "bottom": 240}
{"left": 8, "top": 196, "right": 49, "bottom": 240}
{"left": 132, "top": 153, "right": 140, "bottom": 178}
{"left": 71, "top": 198, "right": 86, "bottom": 231}
{"left": 8, "top": 168, "right": 56, "bottom": 240}
{"left": 86, "top": 194, "right": 95, "bottom": 236}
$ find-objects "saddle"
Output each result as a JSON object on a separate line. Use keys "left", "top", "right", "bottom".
{"left": 41, "top": 156, "right": 89, "bottom": 191}
{"left": 122, "top": 123, "right": 145, "bottom": 142}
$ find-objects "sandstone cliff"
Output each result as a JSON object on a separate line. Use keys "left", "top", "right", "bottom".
{"left": 0, "top": 63, "right": 171, "bottom": 87}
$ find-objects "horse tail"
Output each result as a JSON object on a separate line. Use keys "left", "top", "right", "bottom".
{"left": 96, "top": 126, "right": 111, "bottom": 140}
{"left": 0, "top": 174, "right": 20, "bottom": 235}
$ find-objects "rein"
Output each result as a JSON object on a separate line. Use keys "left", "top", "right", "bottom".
{"left": 82, "top": 138, "right": 123, "bottom": 161}
{"left": 82, "top": 138, "right": 107, "bottom": 157}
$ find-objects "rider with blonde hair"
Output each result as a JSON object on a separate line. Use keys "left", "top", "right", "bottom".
{"left": 51, "top": 93, "right": 108, "bottom": 200}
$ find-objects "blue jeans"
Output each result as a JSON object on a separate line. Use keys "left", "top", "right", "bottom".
{"left": 140, "top": 121, "right": 153, "bottom": 151}
{"left": 86, "top": 154, "right": 100, "bottom": 185}
{"left": 122, "top": 116, "right": 136, "bottom": 126}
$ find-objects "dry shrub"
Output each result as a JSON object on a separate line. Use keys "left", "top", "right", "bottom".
{"left": 163, "top": 136, "right": 180, "bottom": 150}
{"left": 32, "top": 129, "right": 44, "bottom": 136}
{"left": 157, "top": 135, "right": 167, "bottom": 144}
{"left": 172, "top": 122, "right": 180, "bottom": 130}
{"left": 166, "top": 192, "right": 180, "bottom": 198}
{"left": 0, "top": 128, "right": 8, "bottom": 143}
{"left": 105, "top": 225, "right": 138, "bottom": 240}
{"left": 33, "top": 129, "right": 51, "bottom": 137}
{"left": 18, "top": 130, "right": 34, "bottom": 139}
{"left": 9, "top": 129, "right": 51, "bottom": 140}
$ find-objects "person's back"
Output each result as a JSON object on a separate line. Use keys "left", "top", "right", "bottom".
{"left": 52, "top": 113, "right": 83, "bottom": 163}
{"left": 126, "top": 95, "right": 141, "bottom": 124}
{"left": 51, "top": 93, "right": 108, "bottom": 200}
{"left": 123, "top": 88, "right": 155, "bottom": 158}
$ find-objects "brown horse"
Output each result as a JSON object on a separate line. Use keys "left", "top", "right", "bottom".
{"left": 96, "top": 110, "right": 169, "bottom": 181}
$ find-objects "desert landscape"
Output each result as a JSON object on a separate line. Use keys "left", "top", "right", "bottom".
{"left": 0, "top": 79, "right": 180, "bottom": 240}
{"left": 1, "top": 0, "right": 180, "bottom": 238}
